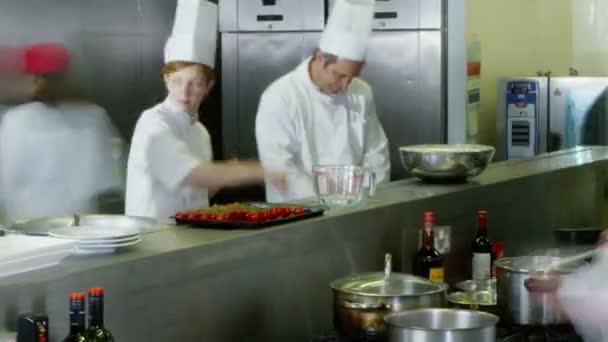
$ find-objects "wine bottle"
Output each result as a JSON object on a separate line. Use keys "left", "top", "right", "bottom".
{"left": 414, "top": 211, "right": 444, "bottom": 283}
{"left": 63, "top": 292, "right": 88, "bottom": 342}
{"left": 472, "top": 210, "right": 492, "bottom": 280}
{"left": 86, "top": 288, "right": 114, "bottom": 342}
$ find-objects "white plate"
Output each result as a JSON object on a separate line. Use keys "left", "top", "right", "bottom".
{"left": 76, "top": 235, "right": 141, "bottom": 245}
{"left": 76, "top": 238, "right": 141, "bottom": 248}
{"left": 49, "top": 226, "right": 139, "bottom": 240}
{"left": 75, "top": 238, "right": 141, "bottom": 254}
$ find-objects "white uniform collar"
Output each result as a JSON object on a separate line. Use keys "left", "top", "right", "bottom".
{"left": 161, "top": 97, "right": 198, "bottom": 127}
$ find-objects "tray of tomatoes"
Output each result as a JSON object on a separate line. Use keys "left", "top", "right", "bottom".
{"left": 173, "top": 202, "right": 325, "bottom": 229}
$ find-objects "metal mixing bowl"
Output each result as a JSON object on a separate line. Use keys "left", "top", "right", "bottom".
{"left": 399, "top": 144, "right": 495, "bottom": 182}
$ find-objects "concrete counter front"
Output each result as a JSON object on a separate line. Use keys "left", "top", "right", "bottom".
{"left": 0, "top": 147, "right": 606, "bottom": 341}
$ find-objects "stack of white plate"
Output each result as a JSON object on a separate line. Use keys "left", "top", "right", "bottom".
{"left": 49, "top": 226, "right": 141, "bottom": 254}
{"left": 0, "top": 235, "right": 74, "bottom": 277}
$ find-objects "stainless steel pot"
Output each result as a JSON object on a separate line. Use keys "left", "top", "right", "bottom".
{"left": 495, "top": 256, "right": 583, "bottom": 325}
{"left": 384, "top": 308, "right": 499, "bottom": 342}
{"left": 447, "top": 291, "right": 499, "bottom": 316}
{"left": 330, "top": 272, "right": 448, "bottom": 339}
{"left": 399, "top": 144, "right": 495, "bottom": 182}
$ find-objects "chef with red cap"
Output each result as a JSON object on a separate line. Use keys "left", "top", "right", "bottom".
{"left": 0, "top": 43, "right": 125, "bottom": 224}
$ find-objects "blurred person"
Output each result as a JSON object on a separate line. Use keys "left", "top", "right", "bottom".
{"left": 0, "top": 43, "right": 125, "bottom": 224}
{"left": 126, "top": 0, "right": 285, "bottom": 223}
{"left": 255, "top": 0, "right": 390, "bottom": 203}
{"left": 527, "top": 230, "right": 608, "bottom": 342}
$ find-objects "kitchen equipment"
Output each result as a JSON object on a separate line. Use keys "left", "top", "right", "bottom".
{"left": 329, "top": 254, "right": 448, "bottom": 339}
{"left": 384, "top": 308, "right": 499, "bottom": 342}
{"left": 495, "top": 256, "right": 585, "bottom": 325}
{"left": 399, "top": 144, "right": 495, "bottom": 182}
{"left": 313, "top": 165, "right": 376, "bottom": 207}
{"left": 4, "top": 214, "right": 157, "bottom": 236}
{"left": 455, "top": 279, "right": 496, "bottom": 293}
{"left": 447, "top": 291, "right": 498, "bottom": 316}
{"left": 496, "top": 77, "right": 608, "bottom": 160}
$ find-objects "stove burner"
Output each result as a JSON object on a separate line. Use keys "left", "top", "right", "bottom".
{"left": 309, "top": 332, "right": 381, "bottom": 342}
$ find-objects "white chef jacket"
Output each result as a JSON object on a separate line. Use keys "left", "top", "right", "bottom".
{"left": 125, "top": 98, "right": 212, "bottom": 223}
{"left": 255, "top": 57, "right": 390, "bottom": 203}
{"left": 0, "top": 100, "right": 125, "bottom": 224}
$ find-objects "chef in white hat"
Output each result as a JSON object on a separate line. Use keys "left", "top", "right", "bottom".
{"left": 126, "top": 0, "right": 282, "bottom": 222}
{"left": 255, "top": 0, "right": 390, "bottom": 203}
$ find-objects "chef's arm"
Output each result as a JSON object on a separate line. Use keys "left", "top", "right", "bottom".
{"left": 147, "top": 124, "right": 266, "bottom": 193}
{"left": 183, "top": 160, "right": 265, "bottom": 190}
{"left": 363, "top": 94, "right": 391, "bottom": 183}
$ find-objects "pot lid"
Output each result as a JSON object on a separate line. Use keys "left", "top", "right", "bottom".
{"left": 495, "top": 256, "right": 582, "bottom": 273}
{"left": 330, "top": 272, "right": 448, "bottom": 297}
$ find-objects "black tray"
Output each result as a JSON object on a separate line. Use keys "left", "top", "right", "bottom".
{"left": 173, "top": 203, "right": 326, "bottom": 229}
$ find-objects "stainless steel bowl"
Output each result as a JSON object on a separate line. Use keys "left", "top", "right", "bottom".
{"left": 399, "top": 144, "right": 495, "bottom": 182}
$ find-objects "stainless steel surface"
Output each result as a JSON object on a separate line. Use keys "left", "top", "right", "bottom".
{"left": 221, "top": 32, "right": 320, "bottom": 158}
{"left": 219, "top": 0, "right": 324, "bottom": 32}
{"left": 331, "top": 272, "right": 448, "bottom": 338}
{"left": 399, "top": 144, "right": 495, "bottom": 181}
{"left": 495, "top": 256, "right": 584, "bottom": 325}
{"left": 496, "top": 77, "right": 549, "bottom": 161}
{"left": 8, "top": 215, "right": 158, "bottom": 236}
{"left": 363, "top": 31, "right": 444, "bottom": 180}
{"left": 328, "top": 0, "right": 442, "bottom": 30}
{"left": 455, "top": 279, "right": 496, "bottom": 293}
{"left": 0, "top": 148, "right": 606, "bottom": 341}
{"left": 384, "top": 308, "right": 498, "bottom": 342}
{"left": 549, "top": 77, "right": 608, "bottom": 150}
{"left": 72, "top": 213, "right": 80, "bottom": 227}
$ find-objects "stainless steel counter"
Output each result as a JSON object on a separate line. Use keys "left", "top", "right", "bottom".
{"left": 0, "top": 147, "right": 606, "bottom": 341}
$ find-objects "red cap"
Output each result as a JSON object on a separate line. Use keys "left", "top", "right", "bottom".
{"left": 24, "top": 43, "right": 70, "bottom": 74}
{"left": 89, "top": 287, "right": 104, "bottom": 295}
{"left": 69, "top": 292, "right": 85, "bottom": 300}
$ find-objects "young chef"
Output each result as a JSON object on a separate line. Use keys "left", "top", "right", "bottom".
{"left": 0, "top": 43, "right": 125, "bottom": 224}
{"left": 255, "top": 0, "right": 390, "bottom": 203}
{"left": 126, "top": 0, "right": 283, "bottom": 222}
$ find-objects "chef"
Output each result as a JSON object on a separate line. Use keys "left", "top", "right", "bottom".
{"left": 126, "top": 0, "right": 281, "bottom": 223}
{"left": 0, "top": 43, "right": 125, "bottom": 224}
{"left": 255, "top": 0, "right": 390, "bottom": 203}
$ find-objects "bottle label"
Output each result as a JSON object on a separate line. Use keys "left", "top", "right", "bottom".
{"left": 473, "top": 253, "right": 491, "bottom": 280}
{"left": 429, "top": 267, "right": 444, "bottom": 283}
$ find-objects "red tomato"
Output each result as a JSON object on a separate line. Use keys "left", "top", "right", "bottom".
{"left": 247, "top": 213, "right": 261, "bottom": 222}
{"left": 175, "top": 212, "right": 186, "bottom": 219}
{"left": 281, "top": 207, "right": 293, "bottom": 217}
{"left": 293, "top": 207, "right": 305, "bottom": 216}
{"left": 216, "top": 214, "right": 230, "bottom": 221}
{"left": 187, "top": 213, "right": 198, "bottom": 220}
{"left": 269, "top": 208, "right": 281, "bottom": 219}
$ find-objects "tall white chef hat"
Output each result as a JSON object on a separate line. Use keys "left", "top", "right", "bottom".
{"left": 164, "top": 0, "right": 218, "bottom": 68}
{"left": 319, "top": 0, "right": 375, "bottom": 62}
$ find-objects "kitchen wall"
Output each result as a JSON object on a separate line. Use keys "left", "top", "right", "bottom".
{"left": 466, "top": 0, "right": 574, "bottom": 146}
{"left": 571, "top": 0, "right": 608, "bottom": 76}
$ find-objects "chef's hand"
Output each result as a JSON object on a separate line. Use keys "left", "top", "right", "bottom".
{"left": 525, "top": 270, "right": 565, "bottom": 316}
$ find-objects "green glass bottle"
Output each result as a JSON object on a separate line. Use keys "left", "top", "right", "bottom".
{"left": 86, "top": 287, "right": 114, "bottom": 342}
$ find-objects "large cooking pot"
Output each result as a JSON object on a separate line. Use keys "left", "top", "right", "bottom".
{"left": 495, "top": 256, "right": 584, "bottom": 325}
{"left": 384, "top": 308, "right": 499, "bottom": 342}
{"left": 330, "top": 271, "right": 448, "bottom": 339}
